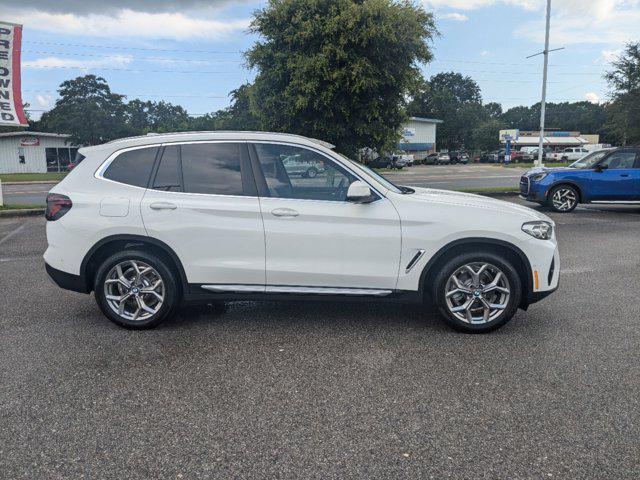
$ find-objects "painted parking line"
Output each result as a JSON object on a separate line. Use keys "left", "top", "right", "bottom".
{"left": 0, "top": 223, "right": 27, "bottom": 246}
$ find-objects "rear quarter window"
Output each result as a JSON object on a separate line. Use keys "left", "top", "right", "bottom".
{"left": 103, "top": 147, "right": 159, "bottom": 188}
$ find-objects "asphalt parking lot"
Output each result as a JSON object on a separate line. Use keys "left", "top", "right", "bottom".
{"left": 1, "top": 197, "right": 639, "bottom": 479}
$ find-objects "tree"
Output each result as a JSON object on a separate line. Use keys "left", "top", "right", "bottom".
{"left": 246, "top": 0, "right": 437, "bottom": 155}
{"left": 37, "top": 75, "right": 129, "bottom": 145}
{"left": 125, "top": 100, "right": 190, "bottom": 134}
{"left": 408, "top": 72, "right": 486, "bottom": 150}
{"left": 471, "top": 118, "right": 504, "bottom": 152}
{"left": 604, "top": 42, "right": 640, "bottom": 145}
{"left": 483, "top": 102, "right": 502, "bottom": 119}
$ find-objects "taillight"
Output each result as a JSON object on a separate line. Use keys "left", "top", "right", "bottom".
{"left": 45, "top": 193, "right": 72, "bottom": 221}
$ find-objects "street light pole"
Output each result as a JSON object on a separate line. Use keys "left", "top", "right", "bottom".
{"left": 536, "top": 0, "right": 552, "bottom": 168}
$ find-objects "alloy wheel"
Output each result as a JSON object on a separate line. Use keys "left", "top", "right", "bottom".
{"left": 552, "top": 188, "right": 577, "bottom": 211}
{"left": 104, "top": 260, "right": 165, "bottom": 321}
{"left": 444, "top": 262, "right": 511, "bottom": 324}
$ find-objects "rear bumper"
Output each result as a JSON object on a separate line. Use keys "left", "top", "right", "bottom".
{"left": 45, "top": 262, "right": 89, "bottom": 293}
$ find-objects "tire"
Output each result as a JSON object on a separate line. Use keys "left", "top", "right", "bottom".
{"left": 432, "top": 251, "right": 522, "bottom": 333}
{"left": 547, "top": 184, "right": 578, "bottom": 213}
{"left": 306, "top": 167, "right": 318, "bottom": 178}
{"left": 94, "top": 250, "right": 180, "bottom": 329}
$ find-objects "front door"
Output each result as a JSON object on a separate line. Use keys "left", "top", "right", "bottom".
{"left": 141, "top": 142, "right": 266, "bottom": 288}
{"left": 251, "top": 142, "right": 401, "bottom": 292}
{"left": 590, "top": 150, "right": 639, "bottom": 201}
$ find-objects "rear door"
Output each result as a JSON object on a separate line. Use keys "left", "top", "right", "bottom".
{"left": 589, "top": 149, "right": 639, "bottom": 201}
{"left": 141, "top": 142, "right": 266, "bottom": 288}
{"left": 251, "top": 142, "right": 401, "bottom": 292}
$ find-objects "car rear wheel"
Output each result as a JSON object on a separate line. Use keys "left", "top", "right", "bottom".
{"left": 94, "top": 250, "right": 180, "bottom": 329}
{"left": 433, "top": 251, "right": 521, "bottom": 333}
{"left": 548, "top": 184, "right": 578, "bottom": 212}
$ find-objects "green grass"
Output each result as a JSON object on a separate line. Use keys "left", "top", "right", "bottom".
{"left": 0, "top": 172, "right": 67, "bottom": 183}
{"left": 0, "top": 204, "right": 43, "bottom": 211}
{"left": 502, "top": 162, "right": 568, "bottom": 169}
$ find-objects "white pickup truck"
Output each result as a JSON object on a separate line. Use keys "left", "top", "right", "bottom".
{"left": 549, "top": 147, "right": 589, "bottom": 162}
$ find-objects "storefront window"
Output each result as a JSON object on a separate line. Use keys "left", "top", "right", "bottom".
{"left": 46, "top": 147, "right": 79, "bottom": 172}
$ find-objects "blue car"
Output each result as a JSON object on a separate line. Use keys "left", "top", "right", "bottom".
{"left": 520, "top": 147, "right": 640, "bottom": 212}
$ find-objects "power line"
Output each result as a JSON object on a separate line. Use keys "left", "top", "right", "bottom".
{"left": 20, "top": 50, "right": 244, "bottom": 64}
{"left": 24, "top": 89, "right": 228, "bottom": 99}
{"left": 21, "top": 65, "right": 230, "bottom": 74}
{"left": 24, "top": 40, "right": 240, "bottom": 54}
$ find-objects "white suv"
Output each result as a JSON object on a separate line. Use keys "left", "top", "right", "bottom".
{"left": 45, "top": 131, "right": 559, "bottom": 333}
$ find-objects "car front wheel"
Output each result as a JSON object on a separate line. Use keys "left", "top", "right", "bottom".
{"left": 94, "top": 250, "right": 180, "bottom": 329}
{"left": 548, "top": 184, "right": 578, "bottom": 212}
{"left": 433, "top": 251, "right": 522, "bottom": 333}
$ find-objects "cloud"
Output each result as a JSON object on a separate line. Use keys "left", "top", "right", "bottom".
{"left": 480, "top": 50, "right": 491, "bottom": 56}
{"left": 423, "top": 0, "right": 541, "bottom": 11}
{"left": 0, "top": 0, "right": 245, "bottom": 14}
{"left": 440, "top": 12, "right": 469, "bottom": 21}
{"left": 585, "top": 92, "right": 600, "bottom": 103}
{"left": 4, "top": 8, "right": 250, "bottom": 41}
{"left": 35, "top": 94, "right": 52, "bottom": 108}
{"left": 23, "top": 55, "right": 134, "bottom": 71}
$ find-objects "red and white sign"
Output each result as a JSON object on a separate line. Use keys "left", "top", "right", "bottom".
{"left": 0, "top": 21, "right": 27, "bottom": 126}
{"left": 20, "top": 136, "right": 39, "bottom": 146}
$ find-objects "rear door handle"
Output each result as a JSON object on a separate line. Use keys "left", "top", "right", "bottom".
{"left": 271, "top": 207, "right": 299, "bottom": 218}
{"left": 150, "top": 202, "right": 177, "bottom": 210}
{"left": 620, "top": 174, "right": 629, "bottom": 177}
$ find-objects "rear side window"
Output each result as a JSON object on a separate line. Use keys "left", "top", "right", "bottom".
{"left": 181, "top": 143, "right": 244, "bottom": 195}
{"left": 103, "top": 147, "right": 158, "bottom": 188}
{"left": 153, "top": 145, "right": 182, "bottom": 192}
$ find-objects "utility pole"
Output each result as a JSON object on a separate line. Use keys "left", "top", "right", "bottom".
{"left": 527, "top": 0, "right": 563, "bottom": 168}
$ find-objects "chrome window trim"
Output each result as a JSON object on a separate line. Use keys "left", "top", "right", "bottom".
{"left": 94, "top": 144, "right": 161, "bottom": 191}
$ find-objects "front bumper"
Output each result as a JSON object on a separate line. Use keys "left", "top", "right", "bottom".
{"left": 519, "top": 175, "right": 548, "bottom": 202}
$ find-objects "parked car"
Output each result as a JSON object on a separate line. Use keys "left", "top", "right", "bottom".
{"left": 436, "top": 152, "right": 451, "bottom": 165}
{"left": 549, "top": 147, "right": 589, "bottom": 162}
{"left": 520, "top": 147, "right": 639, "bottom": 212}
{"left": 367, "top": 156, "right": 392, "bottom": 169}
{"left": 282, "top": 153, "right": 326, "bottom": 178}
{"left": 478, "top": 151, "right": 496, "bottom": 163}
{"left": 44, "top": 131, "right": 559, "bottom": 333}
{"left": 528, "top": 147, "right": 553, "bottom": 162}
{"left": 450, "top": 151, "right": 470, "bottom": 164}
{"left": 423, "top": 153, "right": 439, "bottom": 165}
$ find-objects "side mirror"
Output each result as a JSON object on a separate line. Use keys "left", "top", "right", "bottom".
{"left": 347, "top": 181, "right": 374, "bottom": 203}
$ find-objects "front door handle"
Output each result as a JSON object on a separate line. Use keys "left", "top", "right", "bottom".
{"left": 271, "top": 207, "right": 299, "bottom": 218}
{"left": 620, "top": 174, "right": 629, "bottom": 177}
{"left": 150, "top": 202, "right": 177, "bottom": 210}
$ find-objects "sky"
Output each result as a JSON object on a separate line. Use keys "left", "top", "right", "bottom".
{"left": 3, "top": 0, "right": 639, "bottom": 120}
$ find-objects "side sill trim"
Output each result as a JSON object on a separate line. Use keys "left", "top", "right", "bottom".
{"left": 201, "top": 284, "right": 393, "bottom": 296}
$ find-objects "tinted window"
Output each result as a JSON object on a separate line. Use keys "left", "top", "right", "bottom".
{"left": 181, "top": 143, "right": 244, "bottom": 195}
{"left": 104, "top": 147, "right": 158, "bottom": 187}
{"left": 600, "top": 151, "right": 637, "bottom": 169}
{"left": 153, "top": 145, "right": 182, "bottom": 192}
{"left": 255, "top": 143, "right": 357, "bottom": 201}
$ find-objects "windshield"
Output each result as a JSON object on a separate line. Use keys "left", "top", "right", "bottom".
{"left": 337, "top": 153, "right": 403, "bottom": 194}
{"left": 570, "top": 150, "right": 610, "bottom": 169}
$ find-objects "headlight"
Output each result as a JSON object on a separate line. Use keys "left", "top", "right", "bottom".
{"left": 522, "top": 221, "right": 553, "bottom": 240}
{"left": 530, "top": 172, "right": 548, "bottom": 182}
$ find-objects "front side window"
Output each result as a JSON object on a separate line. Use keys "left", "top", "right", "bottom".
{"left": 255, "top": 144, "right": 357, "bottom": 201}
{"left": 103, "top": 147, "right": 158, "bottom": 187}
{"left": 181, "top": 143, "right": 244, "bottom": 195}
{"left": 599, "top": 151, "right": 637, "bottom": 170}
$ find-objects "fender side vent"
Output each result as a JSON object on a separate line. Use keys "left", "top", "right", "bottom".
{"left": 405, "top": 249, "right": 426, "bottom": 273}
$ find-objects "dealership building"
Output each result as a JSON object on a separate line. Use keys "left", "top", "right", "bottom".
{"left": 0, "top": 131, "right": 79, "bottom": 174}
{"left": 500, "top": 130, "right": 601, "bottom": 149}
{"left": 399, "top": 117, "right": 442, "bottom": 154}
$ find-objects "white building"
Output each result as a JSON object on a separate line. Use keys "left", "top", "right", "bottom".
{"left": 399, "top": 117, "right": 442, "bottom": 154}
{"left": 0, "top": 131, "right": 79, "bottom": 174}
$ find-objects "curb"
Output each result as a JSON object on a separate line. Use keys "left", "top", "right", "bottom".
{"left": 0, "top": 208, "right": 44, "bottom": 218}
{"left": 1, "top": 180, "right": 59, "bottom": 186}
{"left": 472, "top": 191, "right": 519, "bottom": 197}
